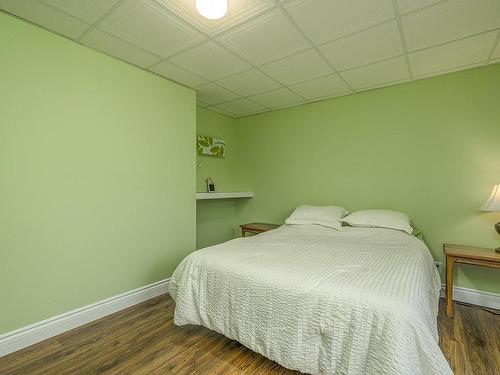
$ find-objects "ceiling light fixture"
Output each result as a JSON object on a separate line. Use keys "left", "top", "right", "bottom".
{"left": 196, "top": 0, "right": 228, "bottom": 20}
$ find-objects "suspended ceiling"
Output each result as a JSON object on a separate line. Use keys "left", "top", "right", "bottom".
{"left": 1, "top": 0, "right": 499, "bottom": 118}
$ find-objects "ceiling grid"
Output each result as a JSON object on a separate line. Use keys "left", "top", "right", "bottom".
{"left": 1, "top": 0, "right": 499, "bottom": 117}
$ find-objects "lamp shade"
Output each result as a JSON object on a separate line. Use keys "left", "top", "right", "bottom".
{"left": 480, "top": 184, "right": 500, "bottom": 212}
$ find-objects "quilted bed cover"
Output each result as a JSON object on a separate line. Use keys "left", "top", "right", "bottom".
{"left": 170, "top": 225, "right": 452, "bottom": 375}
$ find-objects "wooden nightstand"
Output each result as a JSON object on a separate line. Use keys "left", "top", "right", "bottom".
{"left": 443, "top": 243, "right": 500, "bottom": 317}
{"left": 240, "top": 222, "right": 280, "bottom": 237}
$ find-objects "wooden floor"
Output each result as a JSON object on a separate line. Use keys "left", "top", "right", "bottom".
{"left": 1, "top": 295, "right": 498, "bottom": 375}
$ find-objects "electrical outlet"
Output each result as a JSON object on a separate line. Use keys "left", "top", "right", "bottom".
{"left": 434, "top": 262, "right": 442, "bottom": 274}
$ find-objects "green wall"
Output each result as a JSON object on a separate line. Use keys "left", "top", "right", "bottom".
{"left": 2, "top": 9, "right": 498, "bottom": 335}
{"left": 234, "top": 64, "right": 500, "bottom": 293}
{"left": 0, "top": 13, "right": 196, "bottom": 334}
{"left": 196, "top": 108, "right": 240, "bottom": 249}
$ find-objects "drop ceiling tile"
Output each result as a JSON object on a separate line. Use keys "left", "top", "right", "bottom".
{"left": 99, "top": 0, "right": 205, "bottom": 57}
{"left": 196, "top": 83, "right": 239, "bottom": 105}
{"left": 207, "top": 106, "right": 235, "bottom": 117}
{"left": 150, "top": 60, "right": 207, "bottom": 87}
{"left": 319, "top": 21, "right": 403, "bottom": 71}
{"left": 41, "top": 0, "right": 119, "bottom": 24}
{"left": 409, "top": 32, "right": 496, "bottom": 78}
{"left": 216, "top": 69, "right": 281, "bottom": 96}
{"left": 215, "top": 98, "right": 265, "bottom": 115}
{"left": 216, "top": 8, "right": 310, "bottom": 65}
{"left": 170, "top": 41, "right": 250, "bottom": 81}
{"left": 341, "top": 56, "right": 410, "bottom": 90}
{"left": 156, "top": 0, "right": 276, "bottom": 36}
{"left": 81, "top": 29, "right": 161, "bottom": 68}
{"left": 283, "top": 0, "right": 394, "bottom": 45}
{"left": 289, "top": 74, "right": 351, "bottom": 100}
{"left": 0, "top": 0, "right": 89, "bottom": 39}
{"left": 260, "top": 49, "right": 333, "bottom": 85}
{"left": 402, "top": 0, "right": 500, "bottom": 51}
{"left": 249, "top": 88, "right": 303, "bottom": 108}
{"left": 397, "top": 0, "right": 443, "bottom": 14}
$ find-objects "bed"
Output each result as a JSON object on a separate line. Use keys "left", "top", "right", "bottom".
{"left": 170, "top": 224, "right": 453, "bottom": 375}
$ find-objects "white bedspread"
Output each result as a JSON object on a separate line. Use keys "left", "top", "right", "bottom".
{"left": 170, "top": 225, "right": 452, "bottom": 375}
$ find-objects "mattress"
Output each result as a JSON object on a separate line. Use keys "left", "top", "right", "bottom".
{"left": 170, "top": 224, "right": 452, "bottom": 375}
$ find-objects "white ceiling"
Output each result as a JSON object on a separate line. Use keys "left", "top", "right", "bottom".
{"left": 1, "top": 0, "right": 500, "bottom": 118}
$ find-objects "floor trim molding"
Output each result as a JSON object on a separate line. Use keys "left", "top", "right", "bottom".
{"left": 0, "top": 278, "right": 170, "bottom": 357}
{"left": 1, "top": 280, "right": 497, "bottom": 358}
{"left": 440, "top": 284, "right": 500, "bottom": 310}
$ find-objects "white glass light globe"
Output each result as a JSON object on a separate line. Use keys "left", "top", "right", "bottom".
{"left": 196, "top": 0, "right": 228, "bottom": 20}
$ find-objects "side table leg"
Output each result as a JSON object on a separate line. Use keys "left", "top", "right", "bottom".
{"left": 446, "top": 255, "right": 454, "bottom": 317}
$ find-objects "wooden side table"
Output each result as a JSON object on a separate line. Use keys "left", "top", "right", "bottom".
{"left": 443, "top": 243, "right": 500, "bottom": 317}
{"left": 240, "top": 222, "right": 280, "bottom": 237}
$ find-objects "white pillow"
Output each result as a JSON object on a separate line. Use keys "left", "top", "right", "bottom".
{"left": 285, "top": 205, "right": 348, "bottom": 230}
{"left": 340, "top": 209, "right": 413, "bottom": 234}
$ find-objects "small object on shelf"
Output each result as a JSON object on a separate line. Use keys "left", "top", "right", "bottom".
{"left": 240, "top": 222, "right": 280, "bottom": 237}
{"left": 206, "top": 177, "right": 215, "bottom": 193}
{"left": 443, "top": 243, "right": 500, "bottom": 317}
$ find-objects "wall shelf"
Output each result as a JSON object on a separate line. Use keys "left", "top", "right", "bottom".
{"left": 196, "top": 192, "right": 254, "bottom": 200}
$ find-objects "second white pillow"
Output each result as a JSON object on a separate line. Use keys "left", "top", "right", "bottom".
{"left": 340, "top": 209, "right": 413, "bottom": 234}
{"left": 285, "top": 205, "right": 348, "bottom": 230}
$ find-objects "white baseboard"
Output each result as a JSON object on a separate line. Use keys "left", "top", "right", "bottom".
{"left": 440, "top": 284, "right": 500, "bottom": 310}
{"left": 1, "top": 279, "right": 497, "bottom": 358}
{"left": 0, "top": 278, "right": 170, "bottom": 358}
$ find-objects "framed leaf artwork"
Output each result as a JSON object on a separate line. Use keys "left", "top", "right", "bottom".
{"left": 197, "top": 135, "right": 225, "bottom": 158}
